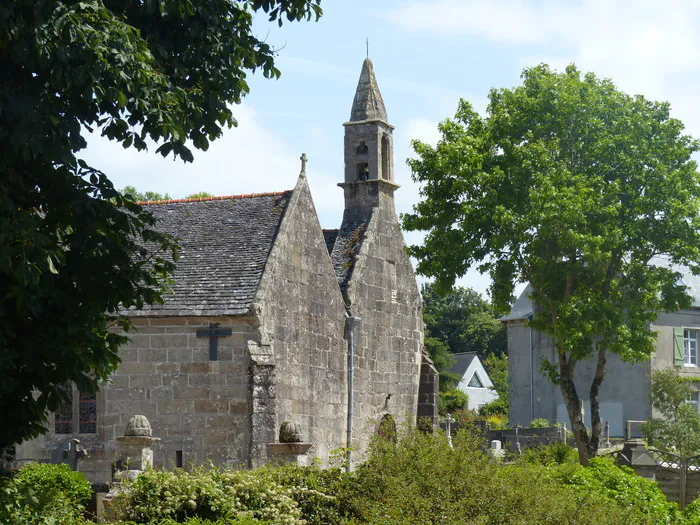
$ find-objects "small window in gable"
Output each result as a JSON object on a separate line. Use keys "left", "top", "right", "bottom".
{"left": 468, "top": 372, "right": 484, "bottom": 388}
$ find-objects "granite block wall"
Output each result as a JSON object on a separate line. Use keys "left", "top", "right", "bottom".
{"left": 345, "top": 203, "right": 423, "bottom": 458}
{"left": 255, "top": 175, "right": 348, "bottom": 464}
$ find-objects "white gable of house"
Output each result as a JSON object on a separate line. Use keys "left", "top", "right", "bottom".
{"left": 455, "top": 355, "right": 499, "bottom": 411}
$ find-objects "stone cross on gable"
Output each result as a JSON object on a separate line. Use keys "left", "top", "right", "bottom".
{"left": 196, "top": 323, "right": 232, "bottom": 361}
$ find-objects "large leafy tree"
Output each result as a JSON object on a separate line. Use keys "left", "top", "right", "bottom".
{"left": 403, "top": 64, "right": 700, "bottom": 464}
{"left": 642, "top": 369, "right": 700, "bottom": 458}
{"left": 422, "top": 282, "right": 506, "bottom": 361}
{"left": 0, "top": 0, "right": 321, "bottom": 447}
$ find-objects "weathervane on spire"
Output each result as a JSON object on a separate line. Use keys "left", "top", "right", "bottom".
{"left": 365, "top": 38, "right": 369, "bottom": 59}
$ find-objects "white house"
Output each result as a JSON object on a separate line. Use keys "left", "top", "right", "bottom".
{"left": 448, "top": 353, "right": 499, "bottom": 411}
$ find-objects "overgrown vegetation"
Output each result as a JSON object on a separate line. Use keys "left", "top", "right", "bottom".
{"left": 0, "top": 462, "right": 92, "bottom": 524}
{"left": 7, "top": 428, "right": 699, "bottom": 525}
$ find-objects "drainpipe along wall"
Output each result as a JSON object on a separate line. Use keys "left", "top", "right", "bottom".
{"left": 345, "top": 314, "right": 360, "bottom": 472}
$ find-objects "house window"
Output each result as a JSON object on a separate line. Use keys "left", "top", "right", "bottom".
{"left": 468, "top": 372, "right": 484, "bottom": 388}
{"left": 685, "top": 329, "right": 698, "bottom": 366}
{"left": 55, "top": 384, "right": 97, "bottom": 435}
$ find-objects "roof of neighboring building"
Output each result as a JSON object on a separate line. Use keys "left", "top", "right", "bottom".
{"left": 330, "top": 219, "right": 369, "bottom": 297}
{"left": 502, "top": 260, "right": 700, "bottom": 322}
{"left": 349, "top": 58, "right": 388, "bottom": 123}
{"left": 447, "top": 353, "right": 479, "bottom": 378}
{"left": 501, "top": 285, "right": 534, "bottom": 321}
{"left": 126, "top": 191, "right": 292, "bottom": 317}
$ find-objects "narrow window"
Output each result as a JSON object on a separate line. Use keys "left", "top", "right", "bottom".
{"left": 55, "top": 384, "right": 73, "bottom": 434}
{"left": 684, "top": 329, "right": 698, "bottom": 366}
{"left": 176, "top": 450, "right": 184, "bottom": 468}
{"left": 381, "top": 135, "right": 390, "bottom": 180}
{"left": 79, "top": 392, "right": 97, "bottom": 434}
{"left": 378, "top": 414, "right": 397, "bottom": 442}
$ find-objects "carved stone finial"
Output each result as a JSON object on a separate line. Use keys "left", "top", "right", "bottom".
{"left": 125, "top": 415, "right": 152, "bottom": 437}
{"left": 279, "top": 420, "right": 303, "bottom": 443}
{"left": 300, "top": 153, "right": 307, "bottom": 177}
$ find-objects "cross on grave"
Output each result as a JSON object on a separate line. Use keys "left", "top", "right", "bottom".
{"left": 196, "top": 323, "right": 232, "bottom": 361}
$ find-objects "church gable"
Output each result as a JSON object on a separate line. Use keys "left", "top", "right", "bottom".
{"left": 253, "top": 172, "right": 348, "bottom": 464}
{"left": 128, "top": 192, "right": 292, "bottom": 317}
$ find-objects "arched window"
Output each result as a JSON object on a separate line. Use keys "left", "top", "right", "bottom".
{"left": 378, "top": 414, "right": 397, "bottom": 442}
{"left": 381, "top": 135, "right": 390, "bottom": 180}
{"left": 356, "top": 141, "right": 368, "bottom": 155}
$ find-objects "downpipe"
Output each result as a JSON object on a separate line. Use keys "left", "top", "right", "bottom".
{"left": 345, "top": 314, "right": 360, "bottom": 472}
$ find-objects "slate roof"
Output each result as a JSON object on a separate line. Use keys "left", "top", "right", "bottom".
{"left": 127, "top": 191, "right": 292, "bottom": 317}
{"left": 322, "top": 229, "right": 339, "bottom": 256}
{"left": 447, "top": 353, "right": 478, "bottom": 379}
{"left": 330, "top": 219, "right": 370, "bottom": 297}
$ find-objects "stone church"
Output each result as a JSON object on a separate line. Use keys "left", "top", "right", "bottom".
{"left": 16, "top": 59, "right": 438, "bottom": 484}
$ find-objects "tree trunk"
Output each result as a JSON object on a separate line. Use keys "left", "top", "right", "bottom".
{"left": 557, "top": 345, "right": 608, "bottom": 465}
{"left": 587, "top": 348, "right": 607, "bottom": 458}
{"left": 558, "top": 348, "right": 590, "bottom": 465}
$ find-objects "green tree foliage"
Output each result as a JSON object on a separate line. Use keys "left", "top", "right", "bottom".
{"left": 642, "top": 369, "right": 700, "bottom": 457}
{"left": 121, "top": 185, "right": 171, "bottom": 202}
{"left": 422, "top": 282, "right": 506, "bottom": 359}
{"left": 0, "top": 0, "right": 322, "bottom": 447}
{"left": 186, "top": 191, "right": 215, "bottom": 199}
{"left": 438, "top": 388, "right": 468, "bottom": 414}
{"left": 403, "top": 64, "right": 700, "bottom": 464}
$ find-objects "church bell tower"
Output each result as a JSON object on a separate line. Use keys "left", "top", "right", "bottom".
{"left": 340, "top": 58, "right": 399, "bottom": 217}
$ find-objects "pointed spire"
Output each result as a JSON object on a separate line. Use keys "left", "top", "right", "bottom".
{"left": 350, "top": 58, "right": 388, "bottom": 123}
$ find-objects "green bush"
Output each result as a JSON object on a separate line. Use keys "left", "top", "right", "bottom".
{"left": 528, "top": 418, "right": 551, "bottom": 428}
{"left": 478, "top": 397, "right": 508, "bottom": 417}
{"left": 438, "top": 388, "right": 468, "bottom": 414}
{"left": 683, "top": 498, "right": 700, "bottom": 524}
{"left": 344, "top": 428, "right": 663, "bottom": 525}
{"left": 0, "top": 462, "right": 92, "bottom": 525}
{"left": 520, "top": 442, "right": 578, "bottom": 466}
{"left": 557, "top": 457, "right": 680, "bottom": 524}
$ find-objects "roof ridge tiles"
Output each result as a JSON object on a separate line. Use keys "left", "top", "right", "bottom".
{"left": 136, "top": 190, "right": 291, "bottom": 206}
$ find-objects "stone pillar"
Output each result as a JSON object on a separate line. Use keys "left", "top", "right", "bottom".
{"left": 267, "top": 420, "right": 313, "bottom": 466}
{"left": 249, "top": 341, "right": 277, "bottom": 469}
{"left": 101, "top": 415, "right": 160, "bottom": 519}
{"left": 417, "top": 353, "right": 439, "bottom": 432}
{"left": 617, "top": 439, "right": 657, "bottom": 480}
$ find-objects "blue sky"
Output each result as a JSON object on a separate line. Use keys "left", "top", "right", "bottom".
{"left": 83, "top": 1, "right": 700, "bottom": 298}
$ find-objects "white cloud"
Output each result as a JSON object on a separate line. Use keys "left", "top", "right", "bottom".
{"left": 386, "top": 1, "right": 700, "bottom": 119}
{"left": 81, "top": 104, "right": 303, "bottom": 199}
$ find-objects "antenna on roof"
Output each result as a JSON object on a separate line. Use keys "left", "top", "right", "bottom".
{"left": 365, "top": 38, "right": 369, "bottom": 59}
{"left": 300, "top": 153, "right": 307, "bottom": 178}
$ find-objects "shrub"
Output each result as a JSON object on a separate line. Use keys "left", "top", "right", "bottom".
{"left": 483, "top": 413, "right": 508, "bottom": 430}
{"left": 478, "top": 397, "right": 508, "bottom": 417}
{"left": 0, "top": 462, "right": 92, "bottom": 524}
{"left": 345, "top": 428, "right": 657, "bottom": 525}
{"left": 557, "top": 457, "right": 680, "bottom": 524}
{"left": 438, "top": 388, "right": 468, "bottom": 414}
{"left": 114, "top": 466, "right": 323, "bottom": 525}
{"left": 528, "top": 418, "right": 551, "bottom": 428}
{"left": 521, "top": 442, "right": 578, "bottom": 466}
{"left": 683, "top": 498, "right": 700, "bottom": 524}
